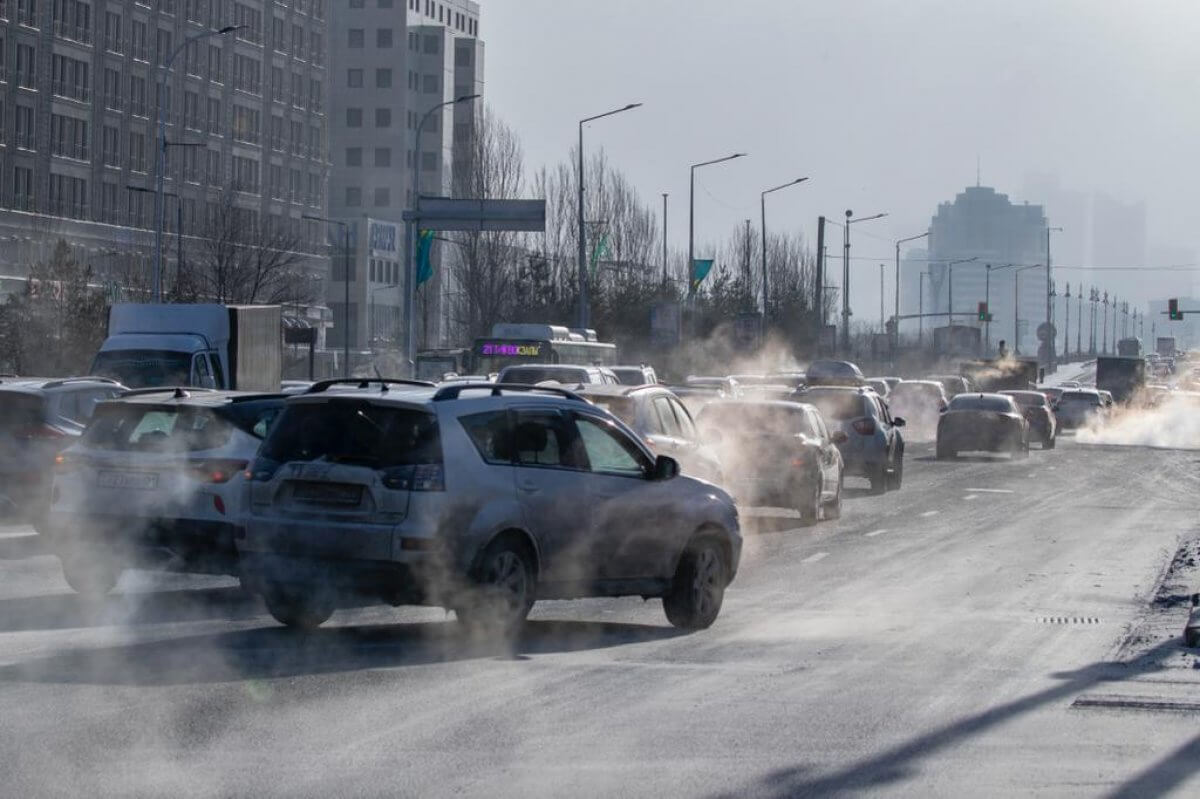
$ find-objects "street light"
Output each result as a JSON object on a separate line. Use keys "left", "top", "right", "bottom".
{"left": 577, "top": 103, "right": 642, "bottom": 330}
{"left": 945, "top": 256, "right": 978, "bottom": 328}
{"left": 760, "top": 177, "right": 807, "bottom": 318}
{"left": 688, "top": 153, "right": 748, "bottom": 304}
{"left": 895, "top": 231, "right": 929, "bottom": 349}
{"left": 129, "top": 185, "right": 182, "bottom": 291}
{"left": 842, "top": 210, "right": 887, "bottom": 352}
{"left": 1046, "top": 226, "right": 1063, "bottom": 368}
{"left": 405, "top": 93, "right": 480, "bottom": 375}
{"left": 153, "top": 24, "right": 242, "bottom": 303}
{"left": 1013, "top": 263, "right": 1042, "bottom": 355}
{"left": 304, "top": 214, "right": 351, "bottom": 378}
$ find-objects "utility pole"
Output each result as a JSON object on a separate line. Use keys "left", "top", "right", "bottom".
{"left": 1064, "top": 283, "right": 1071, "bottom": 360}
{"left": 880, "top": 264, "right": 885, "bottom": 334}
{"left": 1076, "top": 289, "right": 1082, "bottom": 356}
{"left": 661, "top": 193, "right": 668, "bottom": 286}
{"left": 842, "top": 210, "right": 851, "bottom": 353}
{"left": 814, "top": 216, "right": 826, "bottom": 347}
{"left": 1102, "top": 292, "right": 1109, "bottom": 354}
{"left": 743, "top": 219, "right": 752, "bottom": 307}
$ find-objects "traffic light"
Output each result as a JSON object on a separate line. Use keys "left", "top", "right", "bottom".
{"left": 1169, "top": 298, "right": 1183, "bottom": 320}
{"left": 977, "top": 301, "right": 992, "bottom": 322}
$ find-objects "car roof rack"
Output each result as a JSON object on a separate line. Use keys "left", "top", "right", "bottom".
{"left": 306, "top": 378, "right": 436, "bottom": 394}
{"left": 118, "top": 386, "right": 217, "bottom": 399}
{"left": 432, "top": 382, "right": 587, "bottom": 403}
{"left": 41, "top": 376, "right": 124, "bottom": 389}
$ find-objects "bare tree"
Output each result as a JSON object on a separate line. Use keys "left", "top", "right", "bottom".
{"left": 173, "top": 187, "right": 320, "bottom": 306}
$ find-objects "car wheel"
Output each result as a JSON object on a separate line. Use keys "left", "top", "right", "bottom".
{"left": 263, "top": 584, "right": 336, "bottom": 630}
{"left": 797, "top": 474, "right": 821, "bottom": 526}
{"left": 889, "top": 453, "right": 904, "bottom": 490}
{"left": 60, "top": 553, "right": 120, "bottom": 598}
{"left": 868, "top": 462, "right": 888, "bottom": 494}
{"left": 1014, "top": 436, "right": 1030, "bottom": 459}
{"left": 663, "top": 535, "right": 728, "bottom": 631}
{"left": 823, "top": 475, "right": 843, "bottom": 520}
{"left": 1044, "top": 434, "right": 1056, "bottom": 450}
{"left": 456, "top": 537, "right": 536, "bottom": 634}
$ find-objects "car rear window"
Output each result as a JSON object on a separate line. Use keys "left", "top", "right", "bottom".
{"left": 83, "top": 405, "right": 234, "bottom": 452}
{"left": 587, "top": 396, "right": 637, "bottom": 427}
{"left": 610, "top": 368, "right": 646, "bottom": 385}
{"left": 800, "top": 391, "right": 867, "bottom": 421}
{"left": 261, "top": 400, "right": 442, "bottom": 467}
{"left": 697, "top": 403, "right": 816, "bottom": 437}
{"left": 500, "top": 366, "right": 589, "bottom": 385}
{"left": 1003, "top": 392, "right": 1045, "bottom": 408}
{"left": 0, "top": 392, "right": 45, "bottom": 432}
{"left": 1060, "top": 392, "right": 1101, "bottom": 405}
{"left": 948, "top": 395, "right": 1014, "bottom": 412}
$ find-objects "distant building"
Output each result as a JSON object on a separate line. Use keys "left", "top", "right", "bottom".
{"left": 922, "top": 186, "right": 1048, "bottom": 355}
{"left": 325, "top": 0, "right": 482, "bottom": 350}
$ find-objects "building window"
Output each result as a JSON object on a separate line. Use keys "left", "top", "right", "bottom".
{"left": 374, "top": 187, "right": 390, "bottom": 207}
{"left": 348, "top": 28, "right": 363, "bottom": 48}
{"left": 15, "top": 42, "right": 36, "bottom": 88}
{"left": 376, "top": 28, "right": 392, "bottom": 48}
{"left": 347, "top": 68, "right": 363, "bottom": 88}
{"left": 102, "top": 125, "right": 120, "bottom": 166}
{"left": 207, "top": 97, "right": 222, "bottom": 134}
{"left": 13, "top": 166, "right": 34, "bottom": 211}
{"left": 349, "top": 0, "right": 363, "bottom": 8}
{"left": 346, "top": 107, "right": 363, "bottom": 127}
{"left": 345, "top": 187, "right": 361, "bottom": 207}
{"left": 374, "top": 147, "right": 391, "bottom": 167}
{"left": 129, "top": 132, "right": 147, "bottom": 172}
{"left": 15, "top": 104, "right": 35, "bottom": 150}
{"left": 375, "top": 108, "right": 391, "bottom": 127}
{"left": 375, "top": 68, "right": 392, "bottom": 88}
{"left": 423, "top": 34, "right": 438, "bottom": 54}
{"left": 421, "top": 151, "right": 437, "bottom": 171}
{"left": 345, "top": 147, "right": 362, "bottom": 167}
{"left": 423, "top": 74, "right": 438, "bottom": 94}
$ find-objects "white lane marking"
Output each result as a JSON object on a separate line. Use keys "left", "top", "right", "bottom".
{"left": 964, "top": 494, "right": 978, "bottom": 501}
{"left": 802, "top": 552, "right": 829, "bottom": 564}
{"left": 865, "top": 529, "right": 888, "bottom": 537}
{"left": 965, "top": 488, "right": 1015, "bottom": 494}
{"left": 920, "top": 510, "right": 940, "bottom": 518}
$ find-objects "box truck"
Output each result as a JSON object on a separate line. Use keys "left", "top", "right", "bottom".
{"left": 90, "top": 304, "right": 282, "bottom": 391}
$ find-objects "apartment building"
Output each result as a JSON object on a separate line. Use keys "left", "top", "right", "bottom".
{"left": 0, "top": 0, "right": 330, "bottom": 307}
{"left": 325, "top": 0, "right": 481, "bottom": 351}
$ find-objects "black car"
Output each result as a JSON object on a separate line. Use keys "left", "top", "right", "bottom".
{"left": 936, "top": 393, "right": 1029, "bottom": 459}
{"left": 1000, "top": 390, "right": 1057, "bottom": 448}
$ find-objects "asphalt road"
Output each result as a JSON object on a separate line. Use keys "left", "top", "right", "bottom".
{"left": 1, "top": 436, "right": 1198, "bottom": 797}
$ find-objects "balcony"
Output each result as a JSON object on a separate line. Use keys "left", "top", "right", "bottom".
{"left": 51, "top": 82, "right": 91, "bottom": 103}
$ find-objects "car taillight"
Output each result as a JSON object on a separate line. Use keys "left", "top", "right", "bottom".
{"left": 246, "top": 458, "right": 281, "bottom": 482}
{"left": 188, "top": 458, "right": 249, "bottom": 484}
{"left": 852, "top": 418, "right": 876, "bottom": 435}
{"left": 53, "top": 452, "right": 78, "bottom": 472}
{"left": 382, "top": 463, "right": 445, "bottom": 491}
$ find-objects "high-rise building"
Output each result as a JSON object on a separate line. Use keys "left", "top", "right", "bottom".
{"left": 922, "top": 185, "right": 1048, "bottom": 354}
{"left": 0, "top": 0, "right": 331, "bottom": 305}
{"left": 325, "top": 0, "right": 482, "bottom": 352}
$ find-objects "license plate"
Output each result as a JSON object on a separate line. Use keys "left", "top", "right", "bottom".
{"left": 290, "top": 481, "right": 363, "bottom": 506}
{"left": 97, "top": 470, "right": 158, "bottom": 490}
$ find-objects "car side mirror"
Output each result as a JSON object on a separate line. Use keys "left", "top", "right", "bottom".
{"left": 892, "top": 417, "right": 906, "bottom": 427}
{"left": 831, "top": 431, "right": 849, "bottom": 444}
{"left": 652, "top": 454, "right": 680, "bottom": 481}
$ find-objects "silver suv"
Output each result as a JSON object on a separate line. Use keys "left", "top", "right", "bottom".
{"left": 239, "top": 381, "right": 742, "bottom": 633}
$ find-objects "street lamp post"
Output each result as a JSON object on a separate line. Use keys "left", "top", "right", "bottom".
{"left": 304, "top": 214, "right": 351, "bottom": 377}
{"left": 841, "top": 210, "right": 888, "bottom": 353}
{"left": 946, "top": 256, "right": 978, "bottom": 328}
{"left": 154, "top": 25, "right": 241, "bottom": 302}
{"left": 895, "top": 231, "right": 929, "bottom": 350}
{"left": 760, "top": 177, "right": 807, "bottom": 318}
{"left": 1101, "top": 291, "right": 1109, "bottom": 355}
{"left": 1064, "top": 283, "right": 1071, "bottom": 360}
{"left": 1046, "top": 226, "right": 1062, "bottom": 368}
{"left": 1013, "top": 264, "right": 1041, "bottom": 355}
{"left": 129, "top": 186, "right": 182, "bottom": 292}
{"left": 406, "top": 94, "right": 479, "bottom": 375}
{"left": 577, "top": 103, "right": 642, "bottom": 331}
{"left": 688, "top": 153, "right": 747, "bottom": 308}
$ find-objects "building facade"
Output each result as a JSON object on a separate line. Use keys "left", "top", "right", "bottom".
{"left": 324, "top": 0, "right": 482, "bottom": 351}
{"left": 0, "top": 0, "right": 331, "bottom": 306}
{"left": 922, "top": 185, "right": 1049, "bottom": 355}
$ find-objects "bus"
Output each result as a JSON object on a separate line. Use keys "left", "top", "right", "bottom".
{"left": 471, "top": 323, "right": 618, "bottom": 375}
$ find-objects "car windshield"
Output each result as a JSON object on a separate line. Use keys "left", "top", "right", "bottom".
{"left": 948, "top": 395, "right": 1014, "bottom": 412}
{"left": 90, "top": 350, "right": 192, "bottom": 388}
{"left": 800, "top": 390, "right": 866, "bottom": 421}
{"left": 260, "top": 400, "right": 441, "bottom": 467}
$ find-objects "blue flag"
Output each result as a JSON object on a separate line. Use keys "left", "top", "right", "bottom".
{"left": 691, "top": 258, "right": 714, "bottom": 289}
{"left": 416, "top": 230, "right": 435, "bottom": 286}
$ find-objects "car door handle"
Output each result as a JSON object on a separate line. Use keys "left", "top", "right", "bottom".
{"left": 518, "top": 480, "right": 540, "bottom": 494}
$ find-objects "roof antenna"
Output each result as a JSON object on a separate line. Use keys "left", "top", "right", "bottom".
{"left": 373, "top": 364, "right": 388, "bottom": 392}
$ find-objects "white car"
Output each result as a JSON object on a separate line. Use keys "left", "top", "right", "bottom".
{"left": 47, "top": 388, "right": 286, "bottom": 595}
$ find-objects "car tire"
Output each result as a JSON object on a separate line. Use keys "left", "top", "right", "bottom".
{"left": 888, "top": 453, "right": 904, "bottom": 490}
{"left": 1014, "top": 437, "right": 1030, "bottom": 459}
{"left": 263, "top": 584, "right": 336, "bottom": 630}
{"left": 1044, "top": 434, "right": 1056, "bottom": 450}
{"left": 663, "top": 535, "right": 728, "bottom": 631}
{"left": 60, "top": 554, "right": 120, "bottom": 598}
{"left": 456, "top": 537, "right": 536, "bottom": 635}
{"left": 868, "top": 462, "right": 888, "bottom": 494}
{"left": 936, "top": 442, "right": 955, "bottom": 460}
{"left": 823, "top": 475, "right": 843, "bottom": 520}
{"left": 797, "top": 476, "right": 821, "bottom": 526}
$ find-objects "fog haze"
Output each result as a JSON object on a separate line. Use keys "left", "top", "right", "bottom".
{"left": 484, "top": 0, "right": 1200, "bottom": 309}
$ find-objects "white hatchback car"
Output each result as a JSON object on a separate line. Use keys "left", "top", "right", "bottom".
{"left": 47, "top": 388, "right": 286, "bottom": 595}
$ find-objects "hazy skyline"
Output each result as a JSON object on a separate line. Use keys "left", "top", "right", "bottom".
{"left": 483, "top": 0, "right": 1200, "bottom": 312}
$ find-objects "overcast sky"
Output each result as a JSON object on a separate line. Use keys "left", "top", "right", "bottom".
{"left": 482, "top": 0, "right": 1200, "bottom": 309}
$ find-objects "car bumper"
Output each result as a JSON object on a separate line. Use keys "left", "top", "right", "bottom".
{"left": 239, "top": 553, "right": 449, "bottom": 606}
{"left": 48, "top": 513, "right": 241, "bottom": 574}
